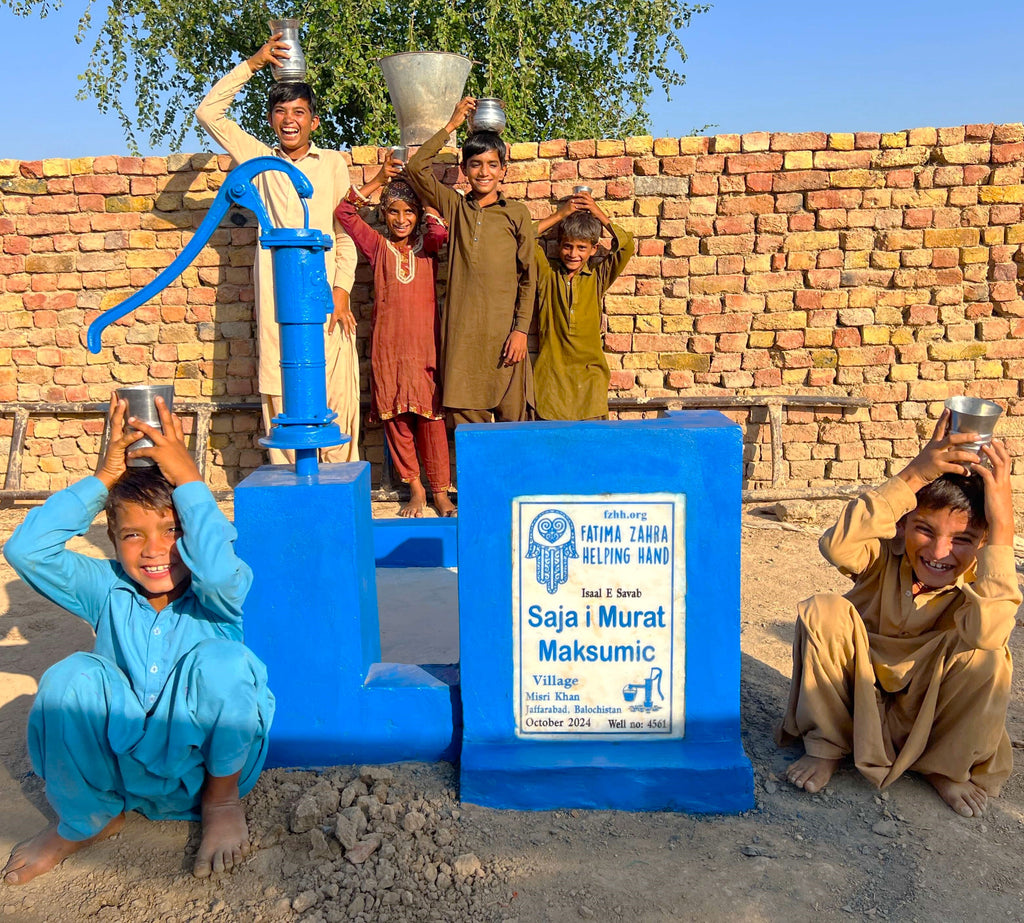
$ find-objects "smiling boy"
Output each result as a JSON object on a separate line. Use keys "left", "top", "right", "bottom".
{"left": 196, "top": 35, "right": 360, "bottom": 464}
{"left": 2, "top": 395, "right": 273, "bottom": 883}
{"left": 778, "top": 411, "right": 1020, "bottom": 817}
{"left": 533, "top": 191, "right": 635, "bottom": 420}
{"left": 404, "top": 97, "right": 537, "bottom": 424}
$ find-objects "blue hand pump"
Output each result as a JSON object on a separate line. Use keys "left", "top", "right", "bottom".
{"left": 87, "top": 157, "right": 347, "bottom": 477}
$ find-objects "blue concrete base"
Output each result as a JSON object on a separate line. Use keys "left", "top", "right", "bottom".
{"left": 374, "top": 517, "right": 458, "bottom": 568}
{"left": 456, "top": 413, "right": 754, "bottom": 813}
{"left": 234, "top": 462, "right": 459, "bottom": 767}
{"left": 461, "top": 740, "right": 753, "bottom": 813}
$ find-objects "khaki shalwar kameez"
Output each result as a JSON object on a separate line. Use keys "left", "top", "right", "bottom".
{"left": 196, "top": 63, "right": 360, "bottom": 463}
{"left": 404, "top": 129, "right": 536, "bottom": 421}
{"left": 778, "top": 476, "right": 1021, "bottom": 793}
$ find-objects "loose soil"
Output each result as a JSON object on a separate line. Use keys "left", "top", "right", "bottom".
{"left": 1, "top": 500, "right": 1023, "bottom": 922}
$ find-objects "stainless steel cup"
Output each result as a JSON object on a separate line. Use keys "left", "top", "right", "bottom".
{"left": 573, "top": 185, "right": 592, "bottom": 195}
{"left": 390, "top": 146, "right": 408, "bottom": 165}
{"left": 117, "top": 384, "right": 175, "bottom": 467}
{"left": 945, "top": 396, "right": 1002, "bottom": 454}
{"left": 269, "top": 19, "right": 307, "bottom": 83}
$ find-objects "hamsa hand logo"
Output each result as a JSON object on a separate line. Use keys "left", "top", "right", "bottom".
{"left": 526, "top": 509, "right": 578, "bottom": 594}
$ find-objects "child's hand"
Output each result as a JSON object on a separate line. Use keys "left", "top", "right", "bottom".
{"left": 501, "top": 331, "right": 527, "bottom": 367}
{"left": 446, "top": 97, "right": 476, "bottom": 133}
{"left": 126, "top": 398, "right": 202, "bottom": 487}
{"left": 328, "top": 287, "right": 356, "bottom": 337}
{"left": 247, "top": 34, "right": 290, "bottom": 73}
{"left": 974, "top": 439, "right": 1015, "bottom": 545}
{"left": 571, "top": 191, "right": 611, "bottom": 227}
{"left": 95, "top": 395, "right": 146, "bottom": 489}
{"left": 897, "top": 410, "right": 982, "bottom": 492}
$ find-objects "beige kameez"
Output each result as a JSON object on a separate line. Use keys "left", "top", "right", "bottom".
{"left": 778, "top": 476, "right": 1021, "bottom": 793}
{"left": 196, "top": 63, "right": 359, "bottom": 463}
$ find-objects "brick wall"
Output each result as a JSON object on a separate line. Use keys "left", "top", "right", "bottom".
{"left": 2, "top": 121, "right": 1024, "bottom": 494}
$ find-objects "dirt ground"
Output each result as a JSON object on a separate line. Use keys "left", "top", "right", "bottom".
{"left": 2, "top": 499, "right": 1024, "bottom": 922}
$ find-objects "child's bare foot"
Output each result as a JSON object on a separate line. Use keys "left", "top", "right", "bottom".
{"left": 433, "top": 491, "right": 456, "bottom": 517}
{"left": 925, "top": 773, "right": 988, "bottom": 817}
{"left": 785, "top": 754, "right": 841, "bottom": 793}
{"left": 3, "top": 814, "right": 124, "bottom": 885}
{"left": 399, "top": 480, "right": 427, "bottom": 518}
{"left": 194, "top": 773, "right": 250, "bottom": 878}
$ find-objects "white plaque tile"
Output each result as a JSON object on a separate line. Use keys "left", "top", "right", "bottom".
{"left": 512, "top": 494, "right": 686, "bottom": 739}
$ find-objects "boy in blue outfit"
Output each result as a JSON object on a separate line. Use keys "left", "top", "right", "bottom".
{"left": 2, "top": 395, "right": 274, "bottom": 884}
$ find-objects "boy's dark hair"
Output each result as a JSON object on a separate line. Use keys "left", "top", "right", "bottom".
{"left": 915, "top": 473, "right": 988, "bottom": 532}
{"left": 558, "top": 212, "right": 603, "bottom": 245}
{"left": 105, "top": 466, "right": 176, "bottom": 527}
{"left": 267, "top": 82, "right": 317, "bottom": 117}
{"left": 462, "top": 131, "right": 507, "bottom": 168}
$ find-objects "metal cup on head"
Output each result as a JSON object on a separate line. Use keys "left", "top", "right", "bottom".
{"left": 944, "top": 396, "right": 1002, "bottom": 455}
{"left": 573, "top": 185, "right": 592, "bottom": 196}
{"left": 116, "top": 384, "right": 175, "bottom": 467}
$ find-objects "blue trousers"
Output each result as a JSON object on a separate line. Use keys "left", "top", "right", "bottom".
{"left": 29, "top": 639, "right": 275, "bottom": 841}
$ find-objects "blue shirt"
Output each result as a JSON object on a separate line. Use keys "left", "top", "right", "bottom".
{"left": 4, "top": 477, "right": 254, "bottom": 710}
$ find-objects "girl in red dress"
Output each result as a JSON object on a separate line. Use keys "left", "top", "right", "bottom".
{"left": 335, "top": 157, "right": 455, "bottom": 517}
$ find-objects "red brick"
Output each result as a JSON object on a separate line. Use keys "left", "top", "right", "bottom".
{"left": 770, "top": 132, "right": 827, "bottom": 151}
{"left": 725, "top": 153, "right": 783, "bottom": 174}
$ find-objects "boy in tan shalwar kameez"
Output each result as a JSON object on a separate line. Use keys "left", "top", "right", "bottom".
{"left": 778, "top": 410, "right": 1020, "bottom": 817}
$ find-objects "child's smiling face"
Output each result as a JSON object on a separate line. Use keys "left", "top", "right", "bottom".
{"left": 383, "top": 199, "right": 420, "bottom": 243}
{"left": 268, "top": 98, "right": 319, "bottom": 159}
{"left": 108, "top": 501, "right": 191, "bottom": 609}
{"left": 559, "top": 237, "right": 598, "bottom": 276}
{"left": 901, "top": 504, "right": 985, "bottom": 590}
{"left": 463, "top": 150, "right": 506, "bottom": 202}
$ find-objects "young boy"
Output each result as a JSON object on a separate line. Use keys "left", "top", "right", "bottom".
{"left": 196, "top": 34, "right": 360, "bottom": 464}
{"left": 778, "top": 411, "right": 1019, "bottom": 817}
{"left": 533, "top": 191, "right": 635, "bottom": 420}
{"left": 404, "top": 97, "right": 537, "bottom": 424}
{"left": 2, "top": 396, "right": 274, "bottom": 884}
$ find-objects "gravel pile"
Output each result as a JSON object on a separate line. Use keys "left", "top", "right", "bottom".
{"left": 243, "top": 763, "right": 518, "bottom": 923}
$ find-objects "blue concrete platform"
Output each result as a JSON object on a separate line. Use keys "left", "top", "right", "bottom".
{"left": 455, "top": 412, "right": 754, "bottom": 812}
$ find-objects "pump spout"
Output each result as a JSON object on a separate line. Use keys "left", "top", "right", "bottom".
{"left": 87, "top": 157, "right": 313, "bottom": 354}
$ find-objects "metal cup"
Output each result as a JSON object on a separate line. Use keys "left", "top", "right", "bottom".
{"left": 390, "top": 146, "right": 408, "bottom": 165}
{"left": 269, "top": 19, "right": 307, "bottom": 83}
{"left": 573, "top": 185, "right": 592, "bottom": 196}
{"left": 116, "top": 384, "right": 175, "bottom": 467}
{"left": 944, "top": 396, "right": 1002, "bottom": 454}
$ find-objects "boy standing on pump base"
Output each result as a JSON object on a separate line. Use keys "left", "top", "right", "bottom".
{"left": 197, "top": 34, "right": 360, "bottom": 463}
{"left": 404, "top": 97, "right": 537, "bottom": 424}
{"left": 2, "top": 395, "right": 273, "bottom": 884}
{"left": 778, "top": 411, "right": 1019, "bottom": 817}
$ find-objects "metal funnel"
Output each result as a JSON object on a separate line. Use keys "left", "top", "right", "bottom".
{"left": 378, "top": 52, "right": 472, "bottom": 146}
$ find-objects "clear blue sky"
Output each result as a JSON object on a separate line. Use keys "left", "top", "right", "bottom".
{"left": 5, "top": 0, "right": 1021, "bottom": 160}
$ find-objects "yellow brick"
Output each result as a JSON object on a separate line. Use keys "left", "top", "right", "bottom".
{"left": 42, "top": 158, "right": 71, "bottom": 177}
{"left": 653, "top": 137, "right": 680, "bottom": 156}
{"left": 889, "top": 364, "right": 918, "bottom": 381}
{"left": 880, "top": 131, "right": 908, "bottom": 148}
{"left": 678, "top": 136, "right": 709, "bottom": 155}
{"left": 976, "top": 359, "right": 1003, "bottom": 378}
{"left": 890, "top": 328, "right": 915, "bottom": 345}
{"left": 830, "top": 169, "right": 884, "bottom": 188}
{"left": 349, "top": 146, "right": 379, "bottom": 165}
{"left": 811, "top": 349, "right": 838, "bottom": 368}
{"left": 959, "top": 246, "right": 988, "bottom": 264}
{"left": 784, "top": 151, "right": 813, "bottom": 170}
{"left": 0, "top": 159, "right": 18, "bottom": 177}
{"left": 983, "top": 227, "right": 1005, "bottom": 246}
{"left": 923, "top": 228, "right": 980, "bottom": 247}
{"left": 783, "top": 231, "right": 839, "bottom": 251}
{"left": 979, "top": 186, "right": 1024, "bottom": 204}
{"left": 861, "top": 326, "right": 891, "bottom": 345}
{"left": 33, "top": 419, "right": 61, "bottom": 438}
{"left": 1008, "top": 224, "right": 1024, "bottom": 244}
{"left": 659, "top": 353, "right": 710, "bottom": 371}
{"left": 625, "top": 136, "right": 654, "bottom": 155}
{"left": 509, "top": 141, "right": 539, "bottom": 160}
{"left": 595, "top": 139, "right": 624, "bottom": 157}
{"left": 804, "top": 328, "right": 833, "bottom": 347}
{"left": 751, "top": 311, "right": 807, "bottom": 330}
{"left": 927, "top": 341, "right": 987, "bottom": 360}
{"left": 749, "top": 330, "right": 775, "bottom": 348}
{"left": 106, "top": 195, "right": 155, "bottom": 213}
{"left": 828, "top": 133, "right": 855, "bottom": 151}
{"left": 70, "top": 157, "right": 94, "bottom": 175}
